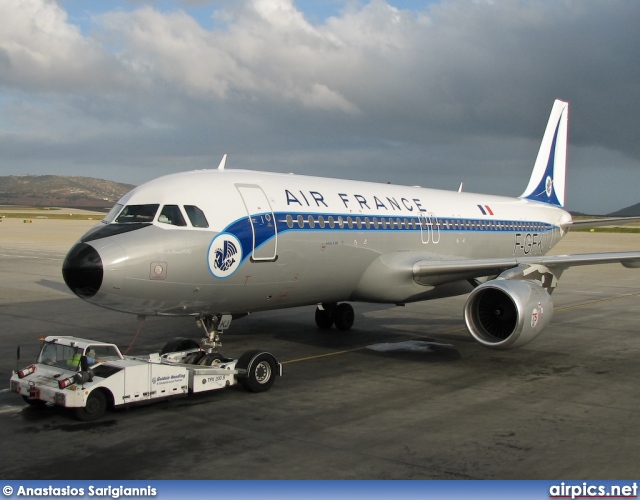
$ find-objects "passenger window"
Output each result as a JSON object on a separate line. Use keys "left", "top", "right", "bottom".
{"left": 184, "top": 205, "right": 209, "bottom": 228}
{"left": 158, "top": 205, "right": 187, "bottom": 227}
{"left": 115, "top": 204, "right": 159, "bottom": 223}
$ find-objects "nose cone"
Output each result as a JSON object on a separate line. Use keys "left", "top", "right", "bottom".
{"left": 62, "top": 243, "right": 103, "bottom": 298}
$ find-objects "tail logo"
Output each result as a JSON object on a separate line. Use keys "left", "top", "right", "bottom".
{"left": 545, "top": 176, "right": 553, "bottom": 198}
{"left": 208, "top": 233, "right": 242, "bottom": 278}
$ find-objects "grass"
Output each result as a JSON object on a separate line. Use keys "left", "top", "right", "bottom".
{"left": 0, "top": 212, "right": 104, "bottom": 221}
{"left": 574, "top": 227, "right": 640, "bottom": 234}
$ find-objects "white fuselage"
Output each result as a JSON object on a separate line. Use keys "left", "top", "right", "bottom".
{"left": 63, "top": 169, "right": 572, "bottom": 317}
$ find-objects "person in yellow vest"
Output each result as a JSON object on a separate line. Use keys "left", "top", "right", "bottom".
{"left": 67, "top": 350, "right": 82, "bottom": 369}
{"left": 67, "top": 349, "right": 95, "bottom": 369}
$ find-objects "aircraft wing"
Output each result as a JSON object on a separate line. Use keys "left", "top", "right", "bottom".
{"left": 353, "top": 249, "right": 640, "bottom": 302}
{"left": 412, "top": 251, "right": 640, "bottom": 288}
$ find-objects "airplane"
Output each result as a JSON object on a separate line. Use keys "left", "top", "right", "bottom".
{"left": 62, "top": 100, "right": 640, "bottom": 354}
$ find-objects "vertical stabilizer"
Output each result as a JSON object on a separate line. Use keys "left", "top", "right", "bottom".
{"left": 217, "top": 154, "right": 227, "bottom": 171}
{"left": 520, "top": 100, "right": 568, "bottom": 207}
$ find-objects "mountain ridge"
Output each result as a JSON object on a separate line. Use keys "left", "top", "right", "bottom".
{"left": 0, "top": 174, "right": 639, "bottom": 216}
{"left": 0, "top": 175, "right": 135, "bottom": 210}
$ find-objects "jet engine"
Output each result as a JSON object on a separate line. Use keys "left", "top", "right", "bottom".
{"left": 464, "top": 279, "right": 553, "bottom": 350}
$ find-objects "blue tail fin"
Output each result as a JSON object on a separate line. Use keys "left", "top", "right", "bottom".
{"left": 520, "top": 100, "right": 569, "bottom": 207}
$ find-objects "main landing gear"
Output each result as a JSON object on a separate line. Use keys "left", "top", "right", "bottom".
{"left": 315, "top": 302, "right": 354, "bottom": 331}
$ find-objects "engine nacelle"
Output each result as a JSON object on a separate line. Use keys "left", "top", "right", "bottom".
{"left": 464, "top": 279, "right": 553, "bottom": 350}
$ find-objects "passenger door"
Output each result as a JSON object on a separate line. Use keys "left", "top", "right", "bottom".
{"left": 236, "top": 184, "right": 278, "bottom": 261}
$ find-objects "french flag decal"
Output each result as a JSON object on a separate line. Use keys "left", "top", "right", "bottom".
{"left": 477, "top": 205, "right": 494, "bottom": 216}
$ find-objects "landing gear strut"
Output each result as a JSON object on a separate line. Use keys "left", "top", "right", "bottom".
{"left": 196, "top": 313, "right": 232, "bottom": 353}
{"left": 315, "top": 303, "right": 354, "bottom": 331}
{"left": 160, "top": 313, "right": 232, "bottom": 357}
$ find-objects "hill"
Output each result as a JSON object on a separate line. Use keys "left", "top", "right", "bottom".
{"left": 0, "top": 175, "right": 135, "bottom": 210}
{"left": 1, "top": 174, "right": 639, "bottom": 216}
{"left": 608, "top": 203, "right": 640, "bottom": 217}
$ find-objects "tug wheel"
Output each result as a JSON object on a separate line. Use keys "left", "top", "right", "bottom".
{"left": 75, "top": 390, "right": 107, "bottom": 421}
{"left": 237, "top": 351, "right": 278, "bottom": 393}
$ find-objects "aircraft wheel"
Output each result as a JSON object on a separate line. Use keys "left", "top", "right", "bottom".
{"left": 333, "top": 303, "right": 354, "bottom": 331}
{"left": 200, "top": 353, "right": 224, "bottom": 365}
{"left": 184, "top": 351, "right": 205, "bottom": 364}
{"left": 75, "top": 390, "right": 107, "bottom": 422}
{"left": 315, "top": 307, "right": 334, "bottom": 329}
{"left": 161, "top": 337, "right": 200, "bottom": 355}
{"left": 237, "top": 350, "right": 277, "bottom": 393}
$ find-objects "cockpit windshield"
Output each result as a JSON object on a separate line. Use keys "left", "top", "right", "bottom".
{"left": 103, "top": 203, "right": 124, "bottom": 223}
{"left": 158, "top": 205, "right": 187, "bottom": 227}
{"left": 115, "top": 204, "right": 159, "bottom": 223}
{"left": 184, "top": 205, "right": 209, "bottom": 228}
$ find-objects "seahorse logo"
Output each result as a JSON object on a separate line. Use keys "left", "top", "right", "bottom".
{"left": 545, "top": 176, "right": 554, "bottom": 198}
{"left": 208, "top": 234, "right": 242, "bottom": 278}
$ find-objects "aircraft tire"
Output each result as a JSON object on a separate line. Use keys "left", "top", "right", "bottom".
{"left": 203, "top": 353, "right": 225, "bottom": 365}
{"left": 75, "top": 390, "right": 107, "bottom": 422}
{"left": 237, "top": 350, "right": 277, "bottom": 393}
{"left": 333, "top": 303, "right": 354, "bottom": 331}
{"left": 184, "top": 351, "right": 205, "bottom": 364}
{"left": 315, "top": 307, "right": 334, "bottom": 329}
{"left": 161, "top": 337, "right": 200, "bottom": 355}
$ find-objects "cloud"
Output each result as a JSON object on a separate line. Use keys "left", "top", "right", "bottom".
{"left": 0, "top": 0, "right": 639, "bottom": 213}
{"left": 0, "top": 0, "right": 132, "bottom": 94}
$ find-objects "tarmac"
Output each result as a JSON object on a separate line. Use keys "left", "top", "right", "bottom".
{"left": 1, "top": 217, "right": 640, "bottom": 479}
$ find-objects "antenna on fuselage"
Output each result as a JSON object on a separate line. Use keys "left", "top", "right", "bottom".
{"left": 458, "top": 182, "right": 464, "bottom": 193}
{"left": 217, "top": 154, "right": 227, "bottom": 171}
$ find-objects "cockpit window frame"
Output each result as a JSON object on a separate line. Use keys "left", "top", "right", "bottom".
{"left": 184, "top": 205, "right": 209, "bottom": 228}
{"left": 114, "top": 204, "right": 160, "bottom": 224}
{"left": 103, "top": 203, "right": 124, "bottom": 223}
{"left": 158, "top": 205, "right": 188, "bottom": 227}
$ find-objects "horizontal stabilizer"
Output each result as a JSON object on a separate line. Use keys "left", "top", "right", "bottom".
{"left": 564, "top": 216, "right": 640, "bottom": 230}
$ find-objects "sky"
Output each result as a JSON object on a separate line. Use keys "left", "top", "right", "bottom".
{"left": 1, "top": 0, "right": 639, "bottom": 214}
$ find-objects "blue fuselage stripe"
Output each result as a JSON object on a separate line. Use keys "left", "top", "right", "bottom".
{"left": 222, "top": 211, "right": 557, "bottom": 261}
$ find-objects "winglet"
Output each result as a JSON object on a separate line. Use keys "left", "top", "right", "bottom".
{"left": 520, "top": 100, "right": 569, "bottom": 207}
{"left": 217, "top": 154, "right": 227, "bottom": 171}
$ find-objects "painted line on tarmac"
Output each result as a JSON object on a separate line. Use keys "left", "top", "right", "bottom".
{"left": 0, "top": 406, "right": 23, "bottom": 415}
{"left": 556, "top": 291, "right": 640, "bottom": 312}
{"left": 282, "top": 291, "right": 640, "bottom": 364}
{"left": 282, "top": 347, "right": 365, "bottom": 364}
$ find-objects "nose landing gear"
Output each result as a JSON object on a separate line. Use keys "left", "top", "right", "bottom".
{"left": 196, "top": 313, "right": 232, "bottom": 353}
{"left": 159, "top": 313, "right": 281, "bottom": 393}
